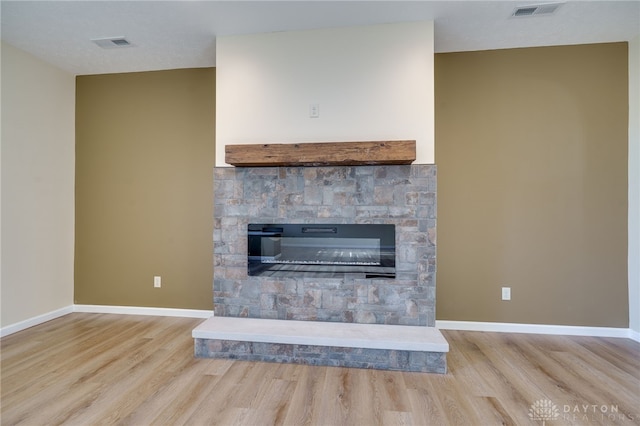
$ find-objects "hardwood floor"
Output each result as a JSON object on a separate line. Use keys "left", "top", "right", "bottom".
{"left": 1, "top": 313, "right": 638, "bottom": 425}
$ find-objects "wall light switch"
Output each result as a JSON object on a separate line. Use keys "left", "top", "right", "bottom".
{"left": 501, "top": 287, "right": 511, "bottom": 300}
{"left": 154, "top": 276, "right": 161, "bottom": 288}
{"left": 309, "top": 103, "right": 320, "bottom": 118}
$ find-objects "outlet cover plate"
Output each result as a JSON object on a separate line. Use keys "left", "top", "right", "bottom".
{"left": 501, "top": 287, "right": 511, "bottom": 300}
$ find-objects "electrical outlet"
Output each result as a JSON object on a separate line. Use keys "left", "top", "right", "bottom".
{"left": 501, "top": 287, "right": 511, "bottom": 300}
{"left": 154, "top": 276, "right": 161, "bottom": 288}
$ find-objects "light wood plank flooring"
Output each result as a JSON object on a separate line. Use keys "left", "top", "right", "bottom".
{"left": 1, "top": 313, "right": 638, "bottom": 425}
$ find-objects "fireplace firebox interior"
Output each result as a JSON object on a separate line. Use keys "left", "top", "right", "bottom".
{"left": 248, "top": 223, "right": 395, "bottom": 278}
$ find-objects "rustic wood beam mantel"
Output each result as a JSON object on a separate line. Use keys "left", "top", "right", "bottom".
{"left": 225, "top": 140, "right": 416, "bottom": 167}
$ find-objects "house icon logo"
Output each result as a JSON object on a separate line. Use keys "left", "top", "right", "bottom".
{"left": 529, "top": 399, "right": 560, "bottom": 425}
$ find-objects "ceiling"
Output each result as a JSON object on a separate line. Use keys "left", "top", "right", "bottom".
{"left": 1, "top": 1, "right": 638, "bottom": 76}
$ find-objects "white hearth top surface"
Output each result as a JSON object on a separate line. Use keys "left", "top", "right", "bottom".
{"left": 192, "top": 316, "right": 449, "bottom": 353}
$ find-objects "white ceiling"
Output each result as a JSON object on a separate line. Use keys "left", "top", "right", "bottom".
{"left": 1, "top": 1, "right": 638, "bottom": 76}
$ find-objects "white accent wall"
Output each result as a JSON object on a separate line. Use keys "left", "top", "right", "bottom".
{"left": 0, "top": 42, "right": 75, "bottom": 328}
{"left": 215, "top": 21, "right": 434, "bottom": 166}
{"left": 629, "top": 35, "right": 640, "bottom": 335}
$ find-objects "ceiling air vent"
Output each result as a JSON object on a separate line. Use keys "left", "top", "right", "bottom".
{"left": 511, "top": 3, "right": 564, "bottom": 17}
{"left": 91, "top": 37, "right": 134, "bottom": 49}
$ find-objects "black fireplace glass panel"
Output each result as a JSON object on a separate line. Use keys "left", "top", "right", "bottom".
{"left": 248, "top": 223, "right": 395, "bottom": 278}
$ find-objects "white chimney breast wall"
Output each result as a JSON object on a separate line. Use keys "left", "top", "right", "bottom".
{"left": 215, "top": 21, "right": 434, "bottom": 166}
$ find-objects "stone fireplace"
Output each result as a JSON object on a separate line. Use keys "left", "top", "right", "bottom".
{"left": 194, "top": 163, "right": 447, "bottom": 373}
{"left": 202, "top": 19, "right": 440, "bottom": 371}
{"left": 212, "top": 164, "right": 436, "bottom": 326}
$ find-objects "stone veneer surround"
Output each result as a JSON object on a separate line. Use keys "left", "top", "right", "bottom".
{"left": 213, "top": 164, "right": 437, "bottom": 326}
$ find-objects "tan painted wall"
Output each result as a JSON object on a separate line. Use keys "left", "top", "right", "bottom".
{"left": 75, "top": 68, "right": 215, "bottom": 310}
{"left": 435, "top": 43, "right": 629, "bottom": 327}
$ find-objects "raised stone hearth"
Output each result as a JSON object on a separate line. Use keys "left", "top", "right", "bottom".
{"left": 195, "top": 163, "right": 446, "bottom": 373}
{"left": 194, "top": 316, "right": 448, "bottom": 373}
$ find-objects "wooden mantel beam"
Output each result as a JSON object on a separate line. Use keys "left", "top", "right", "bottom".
{"left": 225, "top": 140, "right": 416, "bottom": 167}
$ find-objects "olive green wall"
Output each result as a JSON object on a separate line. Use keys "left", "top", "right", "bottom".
{"left": 75, "top": 68, "right": 215, "bottom": 310}
{"left": 435, "top": 43, "right": 628, "bottom": 327}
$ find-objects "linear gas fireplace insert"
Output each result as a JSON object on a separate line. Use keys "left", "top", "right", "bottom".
{"left": 248, "top": 223, "right": 395, "bottom": 278}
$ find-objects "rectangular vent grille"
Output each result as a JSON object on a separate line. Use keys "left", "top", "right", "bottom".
{"left": 512, "top": 3, "right": 563, "bottom": 17}
{"left": 92, "top": 37, "right": 134, "bottom": 49}
{"left": 514, "top": 7, "right": 538, "bottom": 16}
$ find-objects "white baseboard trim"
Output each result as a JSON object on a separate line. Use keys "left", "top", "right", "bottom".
{"left": 3, "top": 310, "right": 636, "bottom": 342}
{"left": 0, "top": 305, "right": 213, "bottom": 338}
{"left": 73, "top": 305, "right": 214, "bottom": 319}
{"left": 0, "top": 305, "right": 74, "bottom": 338}
{"left": 437, "top": 320, "right": 638, "bottom": 341}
